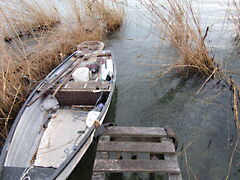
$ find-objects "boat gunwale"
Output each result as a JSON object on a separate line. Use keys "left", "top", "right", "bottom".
{"left": 0, "top": 51, "right": 79, "bottom": 177}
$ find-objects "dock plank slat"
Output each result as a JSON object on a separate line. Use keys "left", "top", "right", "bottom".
{"left": 105, "top": 127, "right": 167, "bottom": 137}
{"left": 97, "top": 141, "right": 175, "bottom": 154}
{"left": 163, "top": 138, "right": 182, "bottom": 180}
{"left": 93, "top": 159, "right": 180, "bottom": 173}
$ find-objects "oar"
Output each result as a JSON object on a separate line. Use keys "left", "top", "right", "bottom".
{"left": 52, "top": 58, "right": 84, "bottom": 97}
{"left": 52, "top": 42, "right": 104, "bottom": 97}
{"left": 27, "top": 53, "right": 80, "bottom": 107}
{"left": 27, "top": 41, "right": 104, "bottom": 106}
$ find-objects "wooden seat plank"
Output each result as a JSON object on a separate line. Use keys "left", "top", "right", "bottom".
{"left": 93, "top": 159, "right": 180, "bottom": 173}
{"left": 104, "top": 127, "right": 167, "bottom": 137}
{"left": 97, "top": 141, "right": 175, "bottom": 154}
{"left": 62, "top": 81, "right": 110, "bottom": 91}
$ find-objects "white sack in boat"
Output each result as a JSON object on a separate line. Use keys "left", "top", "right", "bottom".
{"left": 72, "top": 67, "right": 89, "bottom": 82}
{"left": 86, "top": 111, "right": 100, "bottom": 127}
{"left": 40, "top": 95, "right": 59, "bottom": 111}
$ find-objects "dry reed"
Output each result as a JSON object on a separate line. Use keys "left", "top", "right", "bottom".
{"left": 86, "top": 0, "right": 124, "bottom": 32}
{"left": 0, "top": 0, "right": 124, "bottom": 140}
{"left": 0, "top": 0, "right": 60, "bottom": 42}
{"left": 227, "top": 0, "right": 240, "bottom": 40}
{"left": 141, "top": 0, "right": 240, "bottom": 178}
{"left": 141, "top": 0, "right": 215, "bottom": 76}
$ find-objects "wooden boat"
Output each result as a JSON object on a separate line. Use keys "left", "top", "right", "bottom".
{"left": 0, "top": 41, "right": 116, "bottom": 180}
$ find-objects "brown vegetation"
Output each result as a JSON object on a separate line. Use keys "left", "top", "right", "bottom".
{"left": 87, "top": 0, "right": 124, "bottom": 32}
{"left": 0, "top": 0, "right": 124, "bottom": 139}
{"left": 141, "top": 0, "right": 240, "bottom": 178}
{"left": 0, "top": 0, "right": 60, "bottom": 42}
{"left": 227, "top": 0, "right": 240, "bottom": 40}
{"left": 141, "top": 0, "right": 215, "bottom": 76}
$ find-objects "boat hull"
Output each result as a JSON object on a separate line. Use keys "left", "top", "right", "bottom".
{"left": 0, "top": 46, "right": 116, "bottom": 180}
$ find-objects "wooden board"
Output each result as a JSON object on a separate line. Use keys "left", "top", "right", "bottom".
{"left": 93, "top": 159, "right": 180, "bottom": 173}
{"left": 62, "top": 81, "right": 110, "bottom": 91}
{"left": 34, "top": 109, "right": 88, "bottom": 168}
{"left": 97, "top": 141, "right": 175, "bottom": 154}
{"left": 56, "top": 91, "right": 102, "bottom": 106}
{"left": 164, "top": 138, "right": 182, "bottom": 180}
{"left": 105, "top": 127, "right": 167, "bottom": 137}
{"left": 166, "top": 155, "right": 182, "bottom": 180}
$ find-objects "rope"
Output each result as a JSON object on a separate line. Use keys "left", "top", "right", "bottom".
{"left": 19, "top": 165, "right": 34, "bottom": 180}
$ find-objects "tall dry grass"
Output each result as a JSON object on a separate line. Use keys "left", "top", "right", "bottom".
{"left": 141, "top": 0, "right": 215, "bottom": 76}
{"left": 86, "top": 0, "right": 124, "bottom": 32}
{"left": 140, "top": 0, "right": 240, "bottom": 130}
{"left": 227, "top": 0, "right": 240, "bottom": 40}
{"left": 141, "top": 0, "right": 240, "bottom": 178}
{"left": 0, "top": 0, "right": 124, "bottom": 140}
{"left": 0, "top": 0, "right": 60, "bottom": 42}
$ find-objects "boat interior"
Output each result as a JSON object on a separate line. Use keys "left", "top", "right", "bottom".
{"left": 2, "top": 47, "right": 115, "bottom": 179}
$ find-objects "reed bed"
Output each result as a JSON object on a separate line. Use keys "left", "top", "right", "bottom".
{"left": 227, "top": 0, "right": 240, "bottom": 40}
{"left": 140, "top": 0, "right": 215, "bottom": 76}
{"left": 0, "top": 0, "right": 124, "bottom": 140}
{"left": 87, "top": 0, "right": 124, "bottom": 32}
{"left": 141, "top": 0, "right": 240, "bottom": 178}
{"left": 140, "top": 0, "right": 240, "bottom": 128}
{"left": 0, "top": 0, "right": 60, "bottom": 42}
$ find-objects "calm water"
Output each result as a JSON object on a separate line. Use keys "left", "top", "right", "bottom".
{"left": 99, "top": 0, "right": 240, "bottom": 179}
{"left": 2, "top": 0, "right": 240, "bottom": 179}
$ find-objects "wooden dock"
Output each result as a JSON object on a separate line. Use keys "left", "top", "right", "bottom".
{"left": 92, "top": 126, "right": 182, "bottom": 180}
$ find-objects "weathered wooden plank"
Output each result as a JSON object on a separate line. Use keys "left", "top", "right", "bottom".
{"left": 56, "top": 91, "right": 101, "bottom": 106}
{"left": 96, "top": 136, "right": 110, "bottom": 159}
{"left": 163, "top": 138, "right": 182, "bottom": 180}
{"left": 91, "top": 172, "right": 106, "bottom": 180}
{"left": 104, "top": 127, "right": 167, "bottom": 137}
{"left": 65, "top": 81, "right": 110, "bottom": 90}
{"left": 168, "top": 172, "right": 182, "bottom": 180}
{"left": 92, "top": 136, "right": 109, "bottom": 180}
{"left": 97, "top": 141, "right": 175, "bottom": 154}
{"left": 111, "top": 136, "right": 161, "bottom": 143}
{"left": 165, "top": 155, "right": 182, "bottom": 180}
{"left": 93, "top": 159, "right": 180, "bottom": 173}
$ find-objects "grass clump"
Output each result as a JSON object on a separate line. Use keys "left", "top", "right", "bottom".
{"left": 141, "top": 0, "right": 215, "bottom": 76}
{"left": 0, "top": 0, "right": 60, "bottom": 42}
{"left": 0, "top": 0, "right": 124, "bottom": 140}
{"left": 141, "top": 0, "right": 240, "bottom": 178}
{"left": 227, "top": 0, "right": 240, "bottom": 40}
{"left": 87, "top": 0, "right": 124, "bottom": 32}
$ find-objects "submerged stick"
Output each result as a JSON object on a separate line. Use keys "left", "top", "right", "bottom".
{"left": 226, "top": 136, "right": 240, "bottom": 180}
{"left": 196, "top": 68, "right": 218, "bottom": 95}
{"left": 184, "top": 151, "right": 191, "bottom": 180}
{"left": 233, "top": 84, "right": 240, "bottom": 133}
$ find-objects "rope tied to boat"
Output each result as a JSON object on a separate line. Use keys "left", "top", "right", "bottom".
{"left": 94, "top": 123, "right": 116, "bottom": 139}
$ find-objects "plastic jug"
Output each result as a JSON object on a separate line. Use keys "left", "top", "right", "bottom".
{"left": 100, "top": 60, "right": 113, "bottom": 80}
